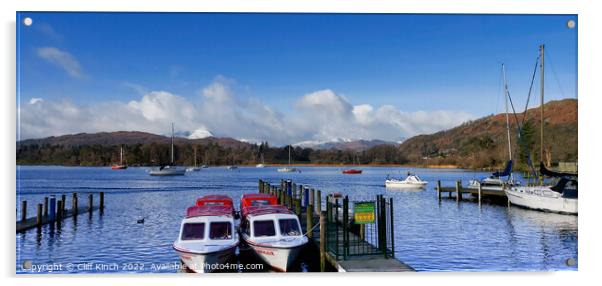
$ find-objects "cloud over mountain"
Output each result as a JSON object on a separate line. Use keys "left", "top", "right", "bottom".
{"left": 18, "top": 77, "right": 475, "bottom": 145}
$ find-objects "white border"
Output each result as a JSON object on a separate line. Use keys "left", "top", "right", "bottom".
{"left": 2, "top": 1, "right": 600, "bottom": 286}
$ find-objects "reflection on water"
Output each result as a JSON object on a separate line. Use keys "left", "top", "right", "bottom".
{"left": 16, "top": 166, "right": 577, "bottom": 273}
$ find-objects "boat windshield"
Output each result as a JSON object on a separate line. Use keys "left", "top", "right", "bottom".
{"left": 279, "top": 219, "right": 301, "bottom": 236}
{"left": 209, "top": 222, "right": 232, "bottom": 240}
{"left": 251, "top": 200, "right": 272, "bottom": 206}
{"left": 181, "top": 223, "right": 205, "bottom": 240}
{"left": 253, "top": 220, "right": 276, "bottom": 237}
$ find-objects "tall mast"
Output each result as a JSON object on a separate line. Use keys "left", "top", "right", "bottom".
{"left": 171, "top": 122, "right": 175, "bottom": 164}
{"left": 193, "top": 146, "right": 197, "bottom": 167}
{"left": 502, "top": 64, "right": 512, "bottom": 161}
{"left": 120, "top": 146, "right": 123, "bottom": 165}
{"left": 288, "top": 145, "right": 291, "bottom": 165}
{"left": 539, "top": 44, "right": 545, "bottom": 164}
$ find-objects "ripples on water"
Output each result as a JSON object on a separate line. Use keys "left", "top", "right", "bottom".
{"left": 16, "top": 166, "right": 577, "bottom": 273}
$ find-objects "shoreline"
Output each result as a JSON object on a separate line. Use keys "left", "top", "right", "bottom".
{"left": 17, "top": 163, "right": 465, "bottom": 170}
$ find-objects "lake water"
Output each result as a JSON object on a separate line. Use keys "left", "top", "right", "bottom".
{"left": 15, "top": 166, "right": 578, "bottom": 273}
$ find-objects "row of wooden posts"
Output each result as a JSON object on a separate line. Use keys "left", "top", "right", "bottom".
{"left": 18, "top": 192, "right": 104, "bottom": 230}
{"left": 258, "top": 179, "right": 329, "bottom": 271}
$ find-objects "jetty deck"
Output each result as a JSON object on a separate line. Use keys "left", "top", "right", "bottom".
{"left": 435, "top": 180, "right": 508, "bottom": 203}
{"left": 259, "top": 179, "right": 416, "bottom": 272}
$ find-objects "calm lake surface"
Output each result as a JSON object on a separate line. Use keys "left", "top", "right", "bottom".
{"left": 16, "top": 166, "right": 578, "bottom": 273}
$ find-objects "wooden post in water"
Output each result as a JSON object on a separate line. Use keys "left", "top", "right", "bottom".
{"left": 37, "top": 204, "right": 43, "bottom": 226}
{"left": 57, "top": 200, "right": 63, "bottom": 220}
{"left": 316, "top": 190, "right": 322, "bottom": 215}
{"left": 44, "top": 197, "right": 49, "bottom": 216}
{"left": 258, "top": 179, "right": 262, "bottom": 193}
{"left": 88, "top": 194, "right": 93, "bottom": 213}
{"left": 478, "top": 183, "right": 482, "bottom": 205}
{"left": 61, "top": 194, "right": 66, "bottom": 214}
{"left": 319, "top": 210, "right": 327, "bottom": 272}
{"left": 21, "top": 201, "right": 27, "bottom": 222}
{"left": 296, "top": 197, "right": 302, "bottom": 217}
{"left": 455, "top": 180, "right": 461, "bottom": 202}
{"left": 437, "top": 181, "right": 442, "bottom": 201}
{"left": 100, "top": 192, "right": 104, "bottom": 211}
{"left": 307, "top": 190, "right": 314, "bottom": 239}
{"left": 72, "top": 193, "right": 78, "bottom": 216}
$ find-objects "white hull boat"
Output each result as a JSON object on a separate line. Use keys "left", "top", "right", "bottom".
{"left": 506, "top": 181, "right": 577, "bottom": 215}
{"left": 239, "top": 204, "right": 307, "bottom": 271}
{"left": 385, "top": 174, "right": 428, "bottom": 189}
{"left": 256, "top": 164, "right": 266, "bottom": 168}
{"left": 173, "top": 203, "right": 239, "bottom": 273}
{"left": 150, "top": 165, "right": 186, "bottom": 176}
{"left": 277, "top": 167, "right": 298, "bottom": 173}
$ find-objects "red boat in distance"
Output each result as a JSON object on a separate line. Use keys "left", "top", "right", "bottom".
{"left": 342, "top": 169, "right": 362, "bottom": 174}
{"left": 196, "top": 195, "right": 234, "bottom": 207}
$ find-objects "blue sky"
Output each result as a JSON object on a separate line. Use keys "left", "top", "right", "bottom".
{"left": 17, "top": 13, "right": 577, "bottom": 144}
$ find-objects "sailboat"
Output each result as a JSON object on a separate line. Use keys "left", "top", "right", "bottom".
{"left": 187, "top": 147, "right": 201, "bottom": 172}
{"left": 277, "top": 145, "right": 298, "bottom": 173}
{"left": 256, "top": 152, "right": 266, "bottom": 168}
{"left": 467, "top": 64, "right": 519, "bottom": 193}
{"left": 111, "top": 146, "right": 128, "bottom": 170}
{"left": 505, "top": 45, "right": 577, "bottom": 215}
{"left": 149, "top": 123, "right": 186, "bottom": 176}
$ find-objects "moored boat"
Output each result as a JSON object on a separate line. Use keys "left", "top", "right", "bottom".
{"left": 239, "top": 202, "right": 307, "bottom": 272}
{"left": 111, "top": 146, "right": 128, "bottom": 170}
{"left": 150, "top": 123, "right": 186, "bottom": 176}
{"left": 385, "top": 172, "right": 428, "bottom": 189}
{"left": 342, "top": 169, "right": 362, "bottom": 174}
{"left": 277, "top": 145, "right": 298, "bottom": 173}
{"left": 173, "top": 199, "right": 239, "bottom": 273}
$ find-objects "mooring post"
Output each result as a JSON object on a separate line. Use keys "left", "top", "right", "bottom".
{"left": 389, "top": 197, "right": 395, "bottom": 258}
{"left": 307, "top": 189, "right": 314, "bottom": 239}
{"left": 49, "top": 196, "right": 56, "bottom": 221}
{"left": 258, "top": 179, "right": 262, "bottom": 193}
{"left": 437, "top": 180, "right": 442, "bottom": 201}
{"left": 88, "top": 194, "right": 93, "bottom": 212}
{"left": 37, "top": 203, "right": 43, "bottom": 226}
{"left": 61, "top": 194, "right": 66, "bottom": 214}
{"left": 319, "top": 210, "right": 327, "bottom": 272}
{"left": 44, "top": 197, "right": 49, "bottom": 217}
{"left": 57, "top": 200, "right": 63, "bottom": 221}
{"left": 100, "top": 192, "right": 104, "bottom": 211}
{"left": 478, "top": 183, "right": 483, "bottom": 205}
{"left": 72, "top": 193, "right": 78, "bottom": 216}
{"left": 21, "top": 201, "right": 27, "bottom": 222}
{"left": 455, "top": 180, "right": 461, "bottom": 202}
{"left": 296, "top": 197, "right": 302, "bottom": 217}
{"left": 316, "top": 190, "right": 322, "bottom": 215}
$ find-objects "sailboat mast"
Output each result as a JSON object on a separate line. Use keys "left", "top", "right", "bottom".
{"left": 539, "top": 44, "right": 545, "bottom": 164}
{"left": 288, "top": 145, "right": 291, "bottom": 165}
{"left": 502, "top": 64, "right": 512, "bottom": 160}
{"left": 171, "top": 123, "right": 175, "bottom": 164}
{"left": 120, "top": 146, "right": 123, "bottom": 165}
{"left": 194, "top": 147, "right": 197, "bottom": 167}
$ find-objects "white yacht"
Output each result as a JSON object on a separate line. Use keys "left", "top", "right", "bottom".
{"left": 277, "top": 145, "right": 298, "bottom": 173}
{"left": 385, "top": 172, "right": 428, "bottom": 189}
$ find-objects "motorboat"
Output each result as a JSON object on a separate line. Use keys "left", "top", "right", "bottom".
{"left": 256, "top": 153, "right": 266, "bottom": 168}
{"left": 240, "top": 193, "right": 278, "bottom": 209}
{"left": 385, "top": 172, "right": 428, "bottom": 189}
{"left": 111, "top": 146, "right": 128, "bottom": 170}
{"left": 239, "top": 203, "right": 307, "bottom": 272}
{"left": 504, "top": 45, "right": 578, "bottom": 215}
{"left": 226, "top": 165, "right": 238, "bottom": 170}
{"left": 342, "top": 169, "right": 362, "bottom": 174}
{"left": 150, "top": 123, "right": 186, "bottom": 176}
{"left": 173, "top": 198, "right": 239, "bottom": 273}
{"left": 277, "top": 145, "right": 298, "bottom": 173}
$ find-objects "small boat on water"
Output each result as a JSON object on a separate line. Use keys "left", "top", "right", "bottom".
{"left": 111, "top": 146, "right": 128, "bottom": 170}
{"left": 226, "top": 165, "right": 238, "bottom": 170}
{"left": 277, "top": 145, "right": 298, "bottom": 173}
{"left": 504, "top": 45, "right": 578, "bottom": 215}
{"left": 256, "top": 153, "right": 266, "bottom": 168}
{"left": 342, "top": 154, "right": 362, "bottom": 174}
{"left": 150, "top": 123, "right": 186, "bottom": 176}
{"left": 173, "top": 195, "right": 238, "bottom": 273}
{"left": 187, "top": 147, "right": 201, "bottom": 172}
{"left": 239, "top": 194, "right": 307, "bottom": 271}
{"left": 385, "top": 172, "right": 428, "bottom": 189}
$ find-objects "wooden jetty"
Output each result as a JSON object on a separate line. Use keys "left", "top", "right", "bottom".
{"left": 17, "top": 192, "right": 104, "bottom": 232}
{"left": 435, "top": 180, "right": 508, "bottom": 204}
{"left": 258, "top": 179, "right": 415, "bottom": 272}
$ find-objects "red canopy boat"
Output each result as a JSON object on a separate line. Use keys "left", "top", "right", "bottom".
{"left": 342, "top": 169, "right": 362, "bottom": 174}
{"left": 240, "top": 193, "right": 278, "bottom": 216}
{"left": 195, "top": 194, "right": 234, "bottom": 207}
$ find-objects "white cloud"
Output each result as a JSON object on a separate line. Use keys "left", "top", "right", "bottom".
{"left": 29, "top": 98, "right": 43, "bottom": 105}
{"left": 18, "top": 77, "right": 476, "bottom": 145}
{"left": 36, "top": 47, "right": 85, "bottom": 78}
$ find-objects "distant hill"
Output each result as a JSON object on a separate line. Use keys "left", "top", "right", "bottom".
{"left": 17, "top": 131, "right": 251, "bottom": 149}
{"left": 398, "top": 99, "right": 577, "bottom": 169}
{"left": 294, "top": 139, "right": 399, "bottom": 151}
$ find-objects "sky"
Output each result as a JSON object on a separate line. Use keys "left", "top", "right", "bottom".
{"left": 16, "top": 13, "right": 578, "bottom": 146}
